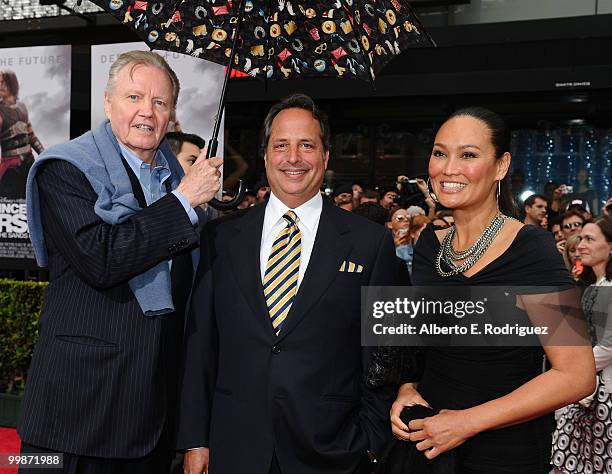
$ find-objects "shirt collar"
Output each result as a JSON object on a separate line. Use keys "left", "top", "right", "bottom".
{"left": 118, "top": 142, "right": 167, "bottom": 175}
{"left": 266, "top": 191, "right": 322, "bottom": 233}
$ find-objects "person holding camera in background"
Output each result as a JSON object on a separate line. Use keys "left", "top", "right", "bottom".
{"left": 396, "top": 175, "right": 436, "bottom": 220}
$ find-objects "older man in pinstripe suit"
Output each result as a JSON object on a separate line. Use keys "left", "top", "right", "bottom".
{"left": 18, "top": 51, "right": 222, "bottom": 474}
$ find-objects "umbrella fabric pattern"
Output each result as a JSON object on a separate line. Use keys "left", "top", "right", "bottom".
{"left": 96, "top": 0, "right": 434, "bottom": 81}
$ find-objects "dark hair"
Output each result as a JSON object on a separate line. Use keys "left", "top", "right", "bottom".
{"left": 165, "top": 132, "right": 205, "bottom": 155}
{"left": 380, "top": 187, "right": 399, "bottom": 199}
{"left": 262, "top": 93, "right": 330, "bottom": 153}
{"left": 523, "top": 194, "right": 547, "bottom": 209}
{"left": 0, "top": 70, "right": 19, "bottom": 98}
{"left": 362, "top": 188, "right": 379, "bottom": 200}
{"left": 561, "top": 209, "right": 586, "bottom": 226}
{"left": 549, "top": 215, "right": 561, "bottom": 228}
{"left": 353, "top": 203, "right": 389, "bottom": 226}
{"left": 580, "top": 217, "right": 612, "bottom": 285}
{"left": 446, "top": 107, "right": 518, "bottom": 218}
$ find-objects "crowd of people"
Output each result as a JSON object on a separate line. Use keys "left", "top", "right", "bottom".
{"left": 16, "top": 50, "right": 612, "bottom": 474}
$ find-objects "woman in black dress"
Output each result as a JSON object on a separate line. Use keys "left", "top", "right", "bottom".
{"left": 389, "top": 108, "right": 596, "bottom": 473}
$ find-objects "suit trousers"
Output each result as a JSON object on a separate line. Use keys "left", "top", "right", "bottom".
{"left": 269, "top": 452, "right": 282, "bottom": 474}
{"left": 267, "top": 452, "right": 373, "bottom": 474}
{"left": 18, "top": 435, "right": 172, "bottom": 474}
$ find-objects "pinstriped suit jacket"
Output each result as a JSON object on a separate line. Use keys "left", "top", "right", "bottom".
{"left": 18, "top": 159, "right": 198, "bottom": 459}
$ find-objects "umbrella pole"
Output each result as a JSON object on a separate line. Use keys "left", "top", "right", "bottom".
{"left": 206, "top": 0, "right": 247, "bottom": 159}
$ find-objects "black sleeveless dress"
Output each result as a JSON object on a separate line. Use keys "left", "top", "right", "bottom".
{"left": 411, "top": 224, "right": 574, "bottom": 474}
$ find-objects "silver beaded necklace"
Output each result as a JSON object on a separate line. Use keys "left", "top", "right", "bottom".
{"left": 435, "top": 212, "right": 508, "bottom": 277}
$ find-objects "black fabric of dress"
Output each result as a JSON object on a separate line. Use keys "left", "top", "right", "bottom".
{"left": 378, "top": 405, "right": 455, "bottom": 474}
{"left": 410, "top": 224, "right": 575, "bottom": 474}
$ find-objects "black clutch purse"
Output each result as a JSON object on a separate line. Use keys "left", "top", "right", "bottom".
{"left": 377, "top": 405, "right": 455, "bottom": 474}
{"left": 364, "top": 346, "right": 425, "bottom": 388}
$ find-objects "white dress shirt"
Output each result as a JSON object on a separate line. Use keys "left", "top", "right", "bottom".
{"left": 260, "top": 192, "right": 323, "bottom": 288}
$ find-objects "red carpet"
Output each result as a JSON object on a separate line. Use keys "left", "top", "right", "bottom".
{"left": 0, "top": 427, "right": 20, "bottom": 473}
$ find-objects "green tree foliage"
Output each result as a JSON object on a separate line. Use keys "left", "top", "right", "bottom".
{"left": 0, "top": 279, "right": 46, "bottom": 394}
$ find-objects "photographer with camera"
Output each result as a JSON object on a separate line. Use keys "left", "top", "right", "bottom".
{"left": 379, "top": 187, "right": 400, "bottom": 210}
{"left": 396, "top": 175, "right": 436, "bottom": 220}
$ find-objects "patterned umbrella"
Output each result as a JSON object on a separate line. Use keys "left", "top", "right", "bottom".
{"left": 91, "top": 0, "right": 435, "bottom": 208}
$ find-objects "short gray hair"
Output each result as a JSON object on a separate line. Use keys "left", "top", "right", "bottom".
{"left": 106, "top": 50, "right": 180, "bottom": 107}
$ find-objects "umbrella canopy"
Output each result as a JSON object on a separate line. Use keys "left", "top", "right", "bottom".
{"left": 91, "top": 0, "right": 434, "bottom": 209}
{"left": 94, "top": 0, "right": 434, "bottom": 82}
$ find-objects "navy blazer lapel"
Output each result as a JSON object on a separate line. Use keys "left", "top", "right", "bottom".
{"left": 276, "top": 202, "right": 352, "bottom": 341}
{"left": 228, "top": 204, "right": 274, "bottom": 337}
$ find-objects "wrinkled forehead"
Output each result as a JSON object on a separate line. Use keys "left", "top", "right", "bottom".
{"left": 114, "top": 62, "right": 173, "bottom": 96}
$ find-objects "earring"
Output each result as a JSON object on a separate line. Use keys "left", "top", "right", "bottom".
{"left": 427, "top": 177, "right": 439, "bottom": 203}
{"left": 496, "top": 180, "right": 501, "bottom": 209}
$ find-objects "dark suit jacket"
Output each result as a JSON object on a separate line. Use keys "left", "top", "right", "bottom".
{"left": 177, "top": 200, "right": 397, "bottom": 473}
{"left": 18, "top": 159, "right": 198, "bottom": 459}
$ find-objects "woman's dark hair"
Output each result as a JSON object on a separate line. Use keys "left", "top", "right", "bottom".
{"left": 446, "top": 107, "right": 518, "bottom": 218}
{"left": 580, "top": 216, "right": 612, "bottom": 285}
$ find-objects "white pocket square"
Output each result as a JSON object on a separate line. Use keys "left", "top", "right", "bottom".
{"left": 339, "top": 261, "right": 363, "bottom": 273}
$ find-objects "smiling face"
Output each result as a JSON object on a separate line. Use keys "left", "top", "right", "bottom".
{"left": 428, "top": 116, "right": 509, "bottom": 212}
{"left": 265, "top": 107, "right": 329, "bottom": 208}
{"left": 104, "top": 63, "right": 173, "bottom": 164}
{"left": 577, "top": 223, "right": 612, "bottom": 269}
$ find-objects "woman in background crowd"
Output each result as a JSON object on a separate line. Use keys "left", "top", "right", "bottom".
{"left": 388, "top": 107, "right": 595, "bottom": 473}
{"left": 552, "top": 217, "right": 612, "bottom": 474}
{"left": 563, "top": 234, "right": 583, "bottom": 282}
{"left": 388, "top": 207, "right": 413, "bottom": 274}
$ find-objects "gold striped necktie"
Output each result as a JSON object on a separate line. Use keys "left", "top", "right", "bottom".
{"left": 264, "top": 210, "right": 301, "bottom": 336}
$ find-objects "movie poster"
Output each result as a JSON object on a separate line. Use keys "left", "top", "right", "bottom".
{"left": 0, "top": 45, "right": 71, "bottom": 269}
{"left": 91, "top": 42, "right": 226, "bottom": 155}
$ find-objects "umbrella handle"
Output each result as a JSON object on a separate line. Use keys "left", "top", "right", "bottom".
{"left": 205, "top": 137, "right": 246, "bottom": 211}
{"left": 209, "top": 180, "right": 246, "bottom": 211}
{"left": 204, "top": 0, "right": 247, "bottom": 212}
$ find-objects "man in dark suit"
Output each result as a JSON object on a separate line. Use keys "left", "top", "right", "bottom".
{"left": 18, "top": 51, "right": 222, "bottom": 473}
{"left": 178, "top": 94, "right": 396, "bottom": 474}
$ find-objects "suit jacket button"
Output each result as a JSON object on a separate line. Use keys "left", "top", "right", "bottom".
{"left": 271, "top": 344, "right": 281, "bottom": 354}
